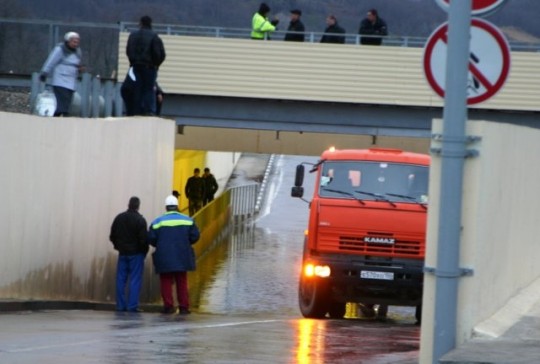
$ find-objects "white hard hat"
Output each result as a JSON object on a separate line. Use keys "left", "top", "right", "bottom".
{"left": 165, "top": 195, "right": 178, "bottom": 206}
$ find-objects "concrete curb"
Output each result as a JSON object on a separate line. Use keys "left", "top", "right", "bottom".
{"left": 0, "top": 300, "right": 164, "bottom": 313}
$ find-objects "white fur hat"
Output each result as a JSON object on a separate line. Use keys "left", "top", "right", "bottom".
{"left": 64, "top": 32, "right": 80, "bottom": 41}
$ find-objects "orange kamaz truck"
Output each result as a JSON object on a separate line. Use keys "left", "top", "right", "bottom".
{"left": 291, "top": 148, "right": 430, "bottom": 321}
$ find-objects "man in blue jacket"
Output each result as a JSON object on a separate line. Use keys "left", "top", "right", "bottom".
{"left": 148, "top": 195, "right": 200, "bottom": 314}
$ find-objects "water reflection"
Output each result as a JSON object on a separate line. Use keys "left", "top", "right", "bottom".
{"left": 296, "top": 319, "right": 326, "bottom": 364}
{"left": 294, "top": 318, "right": 420, "bottom": 364}
{"left": 194, "top": 220, "right": 304, "bottom": 316}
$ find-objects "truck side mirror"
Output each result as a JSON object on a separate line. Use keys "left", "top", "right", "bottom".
{"left": 291, "top": 186, "right": 304, "bottom": 198}
{"left": 294, "top": 165, "right": 305, "bottom": 187}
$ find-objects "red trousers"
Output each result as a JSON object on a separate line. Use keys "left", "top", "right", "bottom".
{"left": 159, "top": 272, "right": 189, "bottom": 309}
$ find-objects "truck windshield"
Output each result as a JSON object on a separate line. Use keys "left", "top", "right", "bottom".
{"left": 319, "top": 161, "right": 429, "bottom": 204}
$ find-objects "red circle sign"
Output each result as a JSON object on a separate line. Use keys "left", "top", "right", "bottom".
{"left": 423, "top": 18, "right": 511, "bottom": 105}
{"left": 435, "top": 0, "right": 507, "bottom": 16}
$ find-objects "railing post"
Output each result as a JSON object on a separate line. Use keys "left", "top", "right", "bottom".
{"left": 103, "top": 80, "right": 114, "bottom": 117}
{"left": 91, "top": 76, "right": 101, "bottom": 118}
{"left": 114, "top": 82, "right": 124, "bottom": 116}
{"left": 80, "top": 73, "right": 92, "bottom": 118}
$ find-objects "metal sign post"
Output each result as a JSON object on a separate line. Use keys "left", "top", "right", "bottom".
{"left": 422, "top": 0, "right": 511, "bottom": 362}
{"left": 432, "top": 0, "right": 472, "bottom": 363}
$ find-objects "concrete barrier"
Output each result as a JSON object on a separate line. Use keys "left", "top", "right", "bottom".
{"left": 0, "top": 112, "right": 175, "bottom": 303}
{"left": 421, "top": 119, "right": 540, "bottom": 361}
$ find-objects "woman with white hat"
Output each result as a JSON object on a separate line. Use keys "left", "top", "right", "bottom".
{"left": 39, "top": 31, "right": 83, "bottom": 117}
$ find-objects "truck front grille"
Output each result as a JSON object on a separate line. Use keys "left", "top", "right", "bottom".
{"left": 338, "top": 235, "right": 423, "bottom": 257}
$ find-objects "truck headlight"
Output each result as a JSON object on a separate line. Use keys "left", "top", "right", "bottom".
{"left": 304, "top": 264, "right": 331, "bottom": 278}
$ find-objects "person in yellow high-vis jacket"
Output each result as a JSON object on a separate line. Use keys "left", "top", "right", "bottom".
{"left": 251, "top": 3, "right": 279, "bottom": 40}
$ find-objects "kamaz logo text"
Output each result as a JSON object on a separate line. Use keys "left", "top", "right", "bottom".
{"left": 364, "top": 237, "right": 395, "bottom": 244}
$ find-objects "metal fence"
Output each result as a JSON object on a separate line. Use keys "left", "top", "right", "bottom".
{"left": 1, "top": 17, "right": 539, "bottom": 77}
{"left": 30, "top": 72, "right": 124, "bottom": 117}
{"left": 228, "top": 183, "right": 259, "bottom": 224}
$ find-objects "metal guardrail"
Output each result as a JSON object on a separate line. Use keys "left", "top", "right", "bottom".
{"left": 228, "top": 183, "right": 259, "bottom": 224}
{"left": 29, "top": 72, "right": 123, "bottom": 117}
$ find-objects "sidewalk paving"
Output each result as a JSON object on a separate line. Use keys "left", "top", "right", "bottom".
{"left": 441, "top": 283, "right": 540, "bottom": 363}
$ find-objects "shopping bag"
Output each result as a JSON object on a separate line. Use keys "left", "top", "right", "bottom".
{"left": 34, "top": 89, "right": 57, "bottom": 117}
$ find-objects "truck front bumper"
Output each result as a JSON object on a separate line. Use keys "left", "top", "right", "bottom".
{"left": 308, "top": 254, "right": 424, "bottom": 306}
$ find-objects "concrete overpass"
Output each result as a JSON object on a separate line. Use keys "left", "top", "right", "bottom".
{"left": 118, "top": 31, "right": 540, "bottom": 155}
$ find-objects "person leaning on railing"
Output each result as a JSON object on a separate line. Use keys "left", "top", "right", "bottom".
{"left": 359, "top": 8, "right": 388, "bottom": 46}
{"left": 251, "top": 2, "right": 279, "bottom": 40}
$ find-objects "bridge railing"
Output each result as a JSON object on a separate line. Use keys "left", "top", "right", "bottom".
{"left": 1, "top": 17, "right": 539, "bottom": 78}
{"left": 119, "top": 21, "right": 540, "bottom": 51}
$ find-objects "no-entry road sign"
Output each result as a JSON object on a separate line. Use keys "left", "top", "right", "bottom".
{"left": 435, "top": 0, "right": 507, "bottom": 16}
{"left": 423, "top": 18, "right": 511, "bottom": 105}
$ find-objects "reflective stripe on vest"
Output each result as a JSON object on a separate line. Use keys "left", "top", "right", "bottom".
{"left": 152, "top": 212, "right": 194, "bottom": 229}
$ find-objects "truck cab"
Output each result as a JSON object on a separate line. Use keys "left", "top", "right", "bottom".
{"left": 292, "top": 148, "right": 430, "bottom": 320}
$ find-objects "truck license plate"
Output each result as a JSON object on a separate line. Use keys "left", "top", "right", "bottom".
{"left": 360, "top": 270, "right": 394, "bottom": 280}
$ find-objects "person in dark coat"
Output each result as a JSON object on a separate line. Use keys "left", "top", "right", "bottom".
{"left": 184, "top": 168, "right": 205, "bottom": 216}
{"left": 148, "top": 195, "right": 200, "bottom": 314}
{"left": 109, "top": 196, "right": 148, "bottom": 312}
{"left": 284, "top": 9, "right": 305, "bottom": 42}
{"left": 202, "top": 167, "right": 219, "bottom": 206}
{"left": 359, "top": 8, "right": 388, "bottom": 46}
{"left": 320, "top": 15, "right": 346, "bottom": 44}
{"left": 126, "top": 15, "right": 166, "bottom": 115}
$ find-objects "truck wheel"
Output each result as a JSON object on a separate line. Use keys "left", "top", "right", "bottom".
{"left": 327, "top": 301, "right": 345, "bottom": 319}
{"left": 298, "top": 277, "right": 328, "bottom": 318}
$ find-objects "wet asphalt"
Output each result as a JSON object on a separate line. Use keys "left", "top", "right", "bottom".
{"left": 0, "top": 154, "right": 421, "bottom": 363}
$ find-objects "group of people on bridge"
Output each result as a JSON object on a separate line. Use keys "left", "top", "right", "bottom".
{"left": 251, "top": 2, "right": 388, "bottom": 45}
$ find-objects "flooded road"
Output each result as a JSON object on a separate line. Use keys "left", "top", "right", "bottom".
{"left": 0, "top": 154, "right": 421, "bottom": 364}
{"left": 192, "top": 154, "right": 421, "bottom": 362}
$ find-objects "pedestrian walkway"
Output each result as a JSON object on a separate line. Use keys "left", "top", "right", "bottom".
{"left": 441, "top": 286, "right": 540, "bottom": 363}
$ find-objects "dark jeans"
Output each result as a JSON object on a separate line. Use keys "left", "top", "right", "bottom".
{"left": 53, "top": 86, "right": 74, "bottom": 117}
{"left": 188, "top": 198, "right": 203, "bottom": 216}
{"left": 116, "top": 253, "right": 145, "bottom": 311}
{"left": 203, "top": 195, "right": 215, "bottom": 206}
{"left": 132, "top": 65, "right": 157, "bottom": 115}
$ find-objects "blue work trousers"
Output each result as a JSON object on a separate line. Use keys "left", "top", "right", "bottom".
{"left": 116, "top": 253, "right": 145, "bottom": 311}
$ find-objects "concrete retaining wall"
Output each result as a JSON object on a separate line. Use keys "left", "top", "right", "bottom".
{"left": 421, "top": 120, "right": 540, "bottom": 361}
{"left": 0, "top": 112, "right": 175, "bottom": 302}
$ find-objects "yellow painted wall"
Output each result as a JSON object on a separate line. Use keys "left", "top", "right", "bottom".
{"left": 172, "top": 150, "right": 207, "bottom": 213}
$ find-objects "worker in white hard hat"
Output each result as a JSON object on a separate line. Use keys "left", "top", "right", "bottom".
{"left": 148, "top": 195, "right": 200, "bottom": 314}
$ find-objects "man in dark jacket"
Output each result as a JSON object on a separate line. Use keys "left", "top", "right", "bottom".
{"left": 284, "top": 9, "right": 305, "bottom": 42}
{"left": 126, "top": 15, "right": 166, "bottom": 115}
{"left": 109, "top": 196, "right": 148, "bottom": 312}
{"left": 148, "top": 195, "right": 200, "bottom": 314}
{"left": 320, "top": 15, "right": 346, "bottom": 44}
{"left": 184, "top": 168, "right": 205, "bottom": 216}
{"left": 202, "top": 167, "right": 219, "bottom": 206}
{"left": 359, "top": 8, "right": 388, "bottom": 46}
